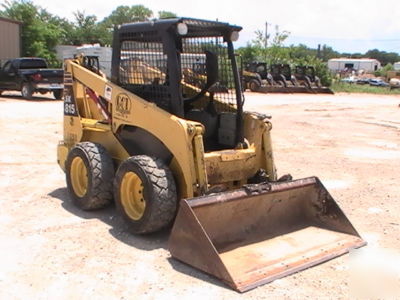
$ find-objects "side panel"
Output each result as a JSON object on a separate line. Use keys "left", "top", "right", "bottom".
{"left": 62, "top": 60, "right": 198, "bottom": 198}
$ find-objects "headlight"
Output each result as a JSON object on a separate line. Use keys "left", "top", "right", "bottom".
{"left": 230, "top": 31, "right": 239, "bottom": 42}
{"left": 177, "top": 23, "right": 188, "bottom": 35}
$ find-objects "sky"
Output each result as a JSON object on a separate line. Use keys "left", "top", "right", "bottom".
{"left": 15, "top": 0, "right": 400, "bottom": 53}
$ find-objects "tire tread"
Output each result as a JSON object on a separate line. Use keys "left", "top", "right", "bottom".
{"left": 66, "top": 142, "right": 114, "bottom": 210}
{"left": 114, "top": 155, "right": 177, "bottom": 234}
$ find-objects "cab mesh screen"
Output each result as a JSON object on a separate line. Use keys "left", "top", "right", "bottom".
{"left": 119, "top": 34, "right": 171, "bottom": 111}
{"left": 181, "top": 36, "right": 237, "bottom": 112}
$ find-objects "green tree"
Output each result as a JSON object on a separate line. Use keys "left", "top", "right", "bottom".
{"left": 364, "top": 49, "right": 400, "bottom": 65}
{"left": 236, "top": 43, "right": 259, "bottom": 66}
{"left": 102, "top": 5, "right": 152, "bottom": 26}
{"left": 70, "top": 10, "right": 106, "bottom": 45}
{"left": 251, "top": 25, "right": 291, "bottom": 64}
{"left": 320, "top": 45, "right": 340, "bottom": 62}
{"left": 158, "top": 11, "right": 177, "bottom": 19}
{"left": 99, "top": 5, "right": 154, "bottom": 45}
{"left": 288, "top": 44, "right": 317, "bottom": 60}
{"left": 0, "top": 0, "right": 65, "bottom": 66}
{"left": 374, "top": 63, "right": 394, "bottom": 77}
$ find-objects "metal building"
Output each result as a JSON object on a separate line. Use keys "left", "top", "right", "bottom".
{"left": 0, "top": 17, "right": 21, "bottom": 63}
{"left": 328, "top": 58, "right": 381, "bottom": 73}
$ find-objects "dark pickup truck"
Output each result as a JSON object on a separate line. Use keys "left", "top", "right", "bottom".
{"left": 0, "top": 57, "right": 64, "bottom": 99}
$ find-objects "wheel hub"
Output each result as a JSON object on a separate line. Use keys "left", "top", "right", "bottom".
{"left": 70, "top": 157, "right": 88, "bottom": 197}
{"left": 120, "top": 172, "right": 145, "bottom": 220}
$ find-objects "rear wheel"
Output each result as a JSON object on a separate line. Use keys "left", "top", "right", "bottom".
{"left": 53, "top": 89, "right": 63, "bottom": 100}
{"left": 304, "top": 77, "right": 312, "bottom": 89}
{"left": 279, "top": 75, "right": 287, "bottom": 87}
{"left": 315, "top": 77, "right": 321, "bottom": 88}
{"left": 21, "top": 83, "right": 33, "bottom": 99}
{"left": 114, "top": 155, "right": 177, "bottom": 234}
{"left": 66, "top": 142, "right": 114, "bottom": 210}
{"left": 249, "top": 79, "right": 261, "bottom": 92}
{"left": 276, "top": 80, "right": 285, "bottom": 87}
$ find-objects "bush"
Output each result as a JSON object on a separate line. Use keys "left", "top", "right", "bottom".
{"left": 374, "top": 63, "right": 394, "bottom": 77}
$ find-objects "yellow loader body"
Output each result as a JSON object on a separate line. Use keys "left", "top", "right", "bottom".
{"left": 57, "top": 18, "right": 365, "bottom": 292}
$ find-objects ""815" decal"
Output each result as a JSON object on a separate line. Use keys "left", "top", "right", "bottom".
{"left": 64, "top": 87, "right": 78, "bottom": 116}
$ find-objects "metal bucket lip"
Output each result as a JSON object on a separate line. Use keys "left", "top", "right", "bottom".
{"left": 233, "top": 237, "right": 367, "bottom": 292}
{"left": 185, "top": 177, "right": 319, "bottom": 208}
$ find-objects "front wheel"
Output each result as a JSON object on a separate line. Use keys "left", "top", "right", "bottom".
{"left": 21, "top": 83, "right": 33, "bottom": 99}
{"left": 249, "top": 79, "right": 261, "bottom": 92}
{"left": 304, "top": 77, "right": 312, "bottom": 89}
{"left": 53, "top": 89, "right": 63, "bottom": 100}
{"left": 314, "top": 77, "right": 322, "bottom": 88}
{"left": 279, "top": 75, "right": 287, "bottom": 88}
{"left": 114, "top": 155, "right": 177, "bottom": 234}
{"left": 66, "top": 142, "right": 114, "bottom": 210}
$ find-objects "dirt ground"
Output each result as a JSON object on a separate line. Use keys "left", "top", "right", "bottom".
{"left": 0, "top": 91, "right": 399, "bottom": 299}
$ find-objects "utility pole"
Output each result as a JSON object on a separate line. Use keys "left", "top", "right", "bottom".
{"left": 265, "top": 21, "right": 268, "bottom": 48}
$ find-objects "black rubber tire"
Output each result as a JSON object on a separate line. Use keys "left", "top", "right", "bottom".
{"left": 304, "top": 77, "right": 312, "bottom": 89}
{"left": 21, "top": 82, "right": 33, "bottom": 99}
{"left": 249, "top": 79, "right": 261, "bottom": 92}
{"left": 315, "top": 77, "right": 322, "bottom": 88}
{"left": 65, "top": 142, "right": 114, "bottom": 210}
{"left": 53, "top": 89, "right": 63, "bottom": 100}
{"left": 279, "top": 75, "right": 287, "bottom": 87}
{"left": 114, "top": 155, "right": 177, "bottom": 234}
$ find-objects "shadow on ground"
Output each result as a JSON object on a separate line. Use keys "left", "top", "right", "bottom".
{"left": 0, "top": 93, "right": 60, "bottom": 102}
{"left": 48, "top": 187, "right": 169, "bottom": 251}
{"left": 48, "top": 187, "right": 230, "bottom": 290}
{"left": 167, "top": 257, "right": 230, "bottom": 291}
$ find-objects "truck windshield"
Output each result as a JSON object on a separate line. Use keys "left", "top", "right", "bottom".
{"left": 19, "top": 59, "right": 47, "bottom": 69}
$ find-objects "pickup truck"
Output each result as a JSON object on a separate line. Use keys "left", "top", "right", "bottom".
{"left": 0, "top": 57, "right": 64, "bottom": 100}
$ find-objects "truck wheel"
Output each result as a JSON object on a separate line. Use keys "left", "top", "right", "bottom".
{"left": 66, "top": 142, "right": 114, "bottom": 210}
{"left": 53, "top": 89, "right": 63, "bottom": 100}
{"left": 249, "top": 79, "right": 261, "bottom": 92}
{"left": 21, "top": 83, "right": 33, "bottom": 99}
{"left": 114, "top": 155, "right": 177, "bottom": 234}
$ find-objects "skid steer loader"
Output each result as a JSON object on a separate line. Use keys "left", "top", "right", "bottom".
{"left": 57, "top": 18, "right": 365, "bottom": 292}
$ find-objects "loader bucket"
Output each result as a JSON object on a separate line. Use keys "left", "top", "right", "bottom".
{"left": 168, "top": 177, "right": 366, "bottom": 292}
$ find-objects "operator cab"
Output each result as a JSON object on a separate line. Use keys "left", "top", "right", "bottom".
{"left": 111, "top": 18, "right": 244, "bottom": 150}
